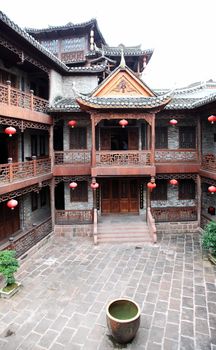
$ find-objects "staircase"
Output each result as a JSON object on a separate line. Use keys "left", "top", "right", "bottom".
{"left": 97, "top": 215, "right": 152, "bottom": 244}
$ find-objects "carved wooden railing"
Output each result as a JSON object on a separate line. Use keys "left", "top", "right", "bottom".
{"left": 200, "top": 213, "right": 216, "bottom": 229}
{"left": 0, "top": 82, "right": 48, "bottom": 113}
{"left": 147, "top": 207, "right": 157, "bottom": 243}
{"left": 54, "top": 150, "right": 91, "bottom": 164}
{"left": 151, "top": 206, "right": 197, "bottom": 222}
{"left": 96, "top": 150, "right": 151, "bottom": 166}
{"left": 4, "top": 217, "right": 52, "bottom": 258}
{"left": 155, "top": 149, "right": 198, "bottom": 162}
{"left": 55, "top": 209, "right": 93, "bottom": 225}
{"left": 0, "top": 158, "right": 51, "bottom": 184}
{"left": 201, "top": 154, "right": 216, "bottom": 172}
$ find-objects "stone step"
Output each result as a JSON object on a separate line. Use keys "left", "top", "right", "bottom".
{"left": 97, "top": 235, "right": 152, "bottom": 243}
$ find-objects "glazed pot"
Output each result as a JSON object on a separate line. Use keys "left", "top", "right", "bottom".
{"left": 106, "top": 298, "right": 141, "bottom": 344}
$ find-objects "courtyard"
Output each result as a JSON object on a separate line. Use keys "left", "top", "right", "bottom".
{"left": 0, "top": 233, "right": 216, "bottom": 350}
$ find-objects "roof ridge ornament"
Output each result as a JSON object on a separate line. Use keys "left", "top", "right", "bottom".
{"left": 120, "top": 48, "right": 126, "bottom": 68}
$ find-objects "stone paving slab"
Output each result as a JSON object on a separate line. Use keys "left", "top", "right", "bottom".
{"left": 0, "top": 233, "right": 216, "bottom": 349}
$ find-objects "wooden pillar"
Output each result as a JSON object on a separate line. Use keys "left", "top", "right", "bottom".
{"left": 6, "top": 80, "right": 11, "bottom": 105}
{"left": 30, "top": 90, "right": 34, "bottom": 110}
{"left": 197, "top": 175, "right": 201, "bottom": 227}
{"left": 151, "top": 114, "right": 155, "bottom": 164}
{"left": 197, "top": 115, "right": 201, "bottom": 163}
{"left": 49, "top": 125, "right": 54, "bottom": 170}
{"left": 50, "top": 178, "right": 55, "bottom": 229}
{"left": 91, "top": 115, "right": 96, "bottom": 167}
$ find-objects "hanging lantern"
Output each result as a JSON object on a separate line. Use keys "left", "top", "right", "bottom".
{"left": 208, "top": 185, "right": 216, "bottom": 194}
{"left": 208, "top": 115, "right": 216, "bottom": 124}
{"left": 7, "top": 199, "right": 18, "bottom": 210}
{"left": 91, "top": 182, "right": 99, "bottom": 190}
{"left": 169, "top": 119, "right": 178, "bottom": 126}
{"left": 119, "top": 119, "right": 128, "bottom": 128}
{"left": 5, "top": 126, "right": 16, "bottom": 137}
{"left": 68, "top": 120, "right": 77, "bottom": 128}
{"left": 169, "top": 179, "right": 178, "bottom": 186}
{"left": 147, "top": 182, "right": 156, "bottom": 191}
{"left": 69, "top": 181, "right": 78, "bottom": 190}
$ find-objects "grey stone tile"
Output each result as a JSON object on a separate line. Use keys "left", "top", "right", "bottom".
{"left": 165, "top": 323, "right": 179, "bottom": 340}
{"left": 163, "top": 338, "right": 179, "bottom": 350}
{"left": 195, "top": 318, "right": 209, "bottom": 335}
{"left": 71, "top": 326, "right": 91, "bottom": 345}
{"left": 180, "top": 335, "right": 195, "bottom": 350}
{"left": 181, "top": 321, "right": 194, "bottom": 337}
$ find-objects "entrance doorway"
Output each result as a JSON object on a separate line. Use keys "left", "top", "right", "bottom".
{"left": 101, "top": 179, "right": 139, "bottom": 214}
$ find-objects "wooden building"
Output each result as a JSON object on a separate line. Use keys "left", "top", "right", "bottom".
{"left": 0, "top": 10, "right": 215, "bottom": 254}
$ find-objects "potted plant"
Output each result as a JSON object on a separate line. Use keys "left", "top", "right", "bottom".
{"left": 106, "top": 298, "right": 141, "bottom": 344}
{"left": 0, "top": 250, "right": 20, "bottom": 298}
{"left": 201, "top": 220, "right": 216, "bottom": 264}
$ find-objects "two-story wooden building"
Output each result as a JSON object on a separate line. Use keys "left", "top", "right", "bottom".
{"left": 0, "top": 10, "right": 216, "bottom": 253}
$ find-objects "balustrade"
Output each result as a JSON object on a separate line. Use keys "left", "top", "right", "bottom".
{"left": 95, "top": 150, "right": 151, "bottom": 166}
{"left": 151, "top": 206, "right": 197, "bottom": 222}
{"left": 55, "top": 210, "right": 93, "bottom": 225}
{"left": 155, "top": 149, "right": 198, "bottom": 162}
{"left": 201, "top": 154, "right": 216, "bottom": 172}
{"left": 0, "top": 158, "right": 51, "bottom": 184}
{"left": 54, "top": 150, "right": 91, "bottom": 164}
{"left": 0, "top": 82, "right": 48, "bottom": 113}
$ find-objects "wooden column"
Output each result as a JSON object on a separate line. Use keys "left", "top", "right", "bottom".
{"left": 197, "top": 115, "right": 201, "bottom": 163}
{"left": 50, "top": 178, "right": 55, "bottom": 229}
{"left": 49, "top": 125, "right": 54, "bottom": 170}
{"left": 91, "top": 115, "right": 96, "bottom": 167}
{"left": 197, "top": 175, "right": 201, "bottom": 227}
{"left": 151, "top": 114, "right": 155, "bottom": 165}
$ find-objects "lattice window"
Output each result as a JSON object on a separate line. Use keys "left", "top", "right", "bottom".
{"left": 179, "top": 127, "right": 196, "bottom": 148}
{"left": 41, "top": 40, "right": 58, "bottom": 54}
{"left": 179, "top": 179, "right": 195, "bottom": 200}
{"left": 70, "top": 127, "right": 87, "bottom": 149}
{"left": 156, "top": 127, "right": 168, "bottom": 149}
{"left": 70, "top": 181, "right": 88, "bottom": 202}
{"left": 61, "top": 37, "right": 85, "bottom": 53}
{"left": 151, "top": 180, "right": 167, "bottom": 201}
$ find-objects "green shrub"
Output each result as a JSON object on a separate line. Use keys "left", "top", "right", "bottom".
{"left": 202, "top": 221, "right": 216, "bottom": 255}
{"left": 0, "top": 250, "right": 19, "bottom": 286}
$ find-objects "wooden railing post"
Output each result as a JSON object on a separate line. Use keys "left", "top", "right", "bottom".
{"left": 32, "top": 156, "right": 37, "bottom": 176}
{"left": 30, "top": 90, "right": 34, "bottom": 110}
{"left": 6, "top": 80, "right": 11, "bottom": 105}
{"left": 8, "top": 157, "right": 13, "bottom": 182}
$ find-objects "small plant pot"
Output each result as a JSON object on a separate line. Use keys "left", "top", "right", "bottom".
{"left": 0, "top": 282, "right": 21, "bottom": 299}
{"left": 106, "top": 298, "right": 141, "bottom": 344}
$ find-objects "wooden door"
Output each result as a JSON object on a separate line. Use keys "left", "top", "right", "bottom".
{"left": 128, "top": 128, "right": 139, "bottom": 150}
{"left": 0, "top": 202, "right": 20, "bottom": 242}
{"left": 100, "top": 129, "right": 111, "bottom": 150}
{"left": 101, "top": 179, "right": 138, "bottom": 214}
{"left": 8, "top": 135, "right": 18, "bottom": 162}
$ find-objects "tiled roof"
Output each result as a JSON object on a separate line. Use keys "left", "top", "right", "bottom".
{"left": 68, "top": 64, "right": 106, "bottom": 73}
{"left": 0, "top": 11, "right": 68, "bottom": 71}
{"left": 76, "top": 92, "right": 172, "bottom": 109}
{"left": 101, "top": 44, "right": 153, "bottom": 56}
{"left": 48, "top": 98, "right": 81, "bottom": 112}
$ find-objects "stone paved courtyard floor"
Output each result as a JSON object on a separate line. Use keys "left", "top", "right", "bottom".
{"left": 0, "top": 233, "right": 216, "bottom": 350}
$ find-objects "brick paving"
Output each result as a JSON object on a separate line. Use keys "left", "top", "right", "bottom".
{"left": 0, "top": 233, "right": 216, "bottom": 349}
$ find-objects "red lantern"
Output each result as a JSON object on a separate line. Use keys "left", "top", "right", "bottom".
{"left": 169, "top": 119, "right": 178, "bottom": 126}
{"left": 5, "top": 126, "right": 16, "bottom": 137}
{"left": 147, "top": 182, "right": 156, "bottom": 191}
{"left": 69, "top": 182, "right": 78, "bottom": 190}
{"left": 68, "top": 120, "right": 77, "bottom": 128}
{"left": 208, "top": 185, "right": 216, "bottom": 194}
{"left": 7, "top": 199, "right": 18, "bottom": 210}
{"left": 208, "top": 115, "right": 216, "bottom": 124}
{"left": 119, "top": 119, "right": 128, "bottom": 128}
{"left": 169, "top": 179, "right": 178, "bottom": 186}
{"left": 91, "top": 182, "right": 99, "bottom": 190}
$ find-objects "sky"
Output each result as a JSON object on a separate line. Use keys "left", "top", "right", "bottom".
{"left": 1, "top": 0, "right": 216, "bottom": 88}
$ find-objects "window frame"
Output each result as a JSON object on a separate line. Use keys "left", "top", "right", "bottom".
{"left": 151, "top": 179, "right": 168, "bottom": 201}
{"left": 179, "top": 179, "right": 195, "bottom": 200}
{"left": 70, "top": 181, "right": 88, "bottom": 202}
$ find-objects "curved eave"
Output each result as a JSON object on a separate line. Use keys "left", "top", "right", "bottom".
{"left": 76, "top": 97, "right": 171, "bottom": 111}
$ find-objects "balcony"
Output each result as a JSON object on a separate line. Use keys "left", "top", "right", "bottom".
{"left": 54, "top": 150, "right": 91, "bottom": 176}
{"left": 92, "top": 150, "right": 155, "bottom": 177}
{"left": 155, "top": 149, "right": 199, "bottom": 173}
{"left": 0, "top": 158, "right": 51, "bottom": 192}
{"left": 0, "top": 82, "right": 48, "bottom": 113}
